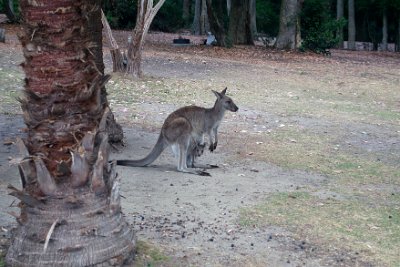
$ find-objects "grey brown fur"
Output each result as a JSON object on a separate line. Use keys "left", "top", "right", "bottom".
{"left": 116, "top": 87, "right": 238, "bottom": 176}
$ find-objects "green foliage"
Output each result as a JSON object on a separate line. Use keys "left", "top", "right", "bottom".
{"left": 300, "top": 0, "right": 345, "bottom": 53}
{"left": 102, "top": 0, "right": 185, "bottom": 32}
{"left": 256, "top": 0, "right": 280, "bottom": 36}
{"left": 0, "top": 0, "right": 20, "bottom": 21}
{"left": 152, "top": 0, "right": 184, "bottom": 32}
{"left": 102, "top": 0, "right": 137, "bottom": 29}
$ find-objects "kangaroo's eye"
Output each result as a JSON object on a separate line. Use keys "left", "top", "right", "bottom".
{"left": 226, "top": 100, "right": 231, "bottom": 104}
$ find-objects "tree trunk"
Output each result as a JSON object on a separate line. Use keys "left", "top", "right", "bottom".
{"left": 193, "top": 0, "right": 209, "bottom": 35}
{"left": 381, "top": 6, "right": 388, "bottom": 51}
{"left": 249, "top": 0, "right": 257, "bottom": 36}
{"left": 206, "top": 0, "right": 229, "bottom": 47}
{"left": 126, "top": 0, "right": 166, "bottom": 78}
{"left": 275, "top": 0, "right": 303, "bottom": 50}
{"left": 348, "top": 0, "right": 356, "bottom": 50}
{"left": 101, "top": 9, "right": 126, "bottom": 73}
{"left": 0, "top": 28, "right": 5, "bottom": 43}
{"left": 228, "top": 0, "right": 254, "bottom": 45}
{"left": 201, "top": 0, "right": 210, "bottom": 34}
{"left": 397, "top": 17, "right": 400, "bottom": 52}
{"left": 336, "top": 0, "right": 344, "bottom": 48}
{"left": 182, "top": 0, "right": 192, "bottom": 28}
{"left": 193, "top": 0, "right": 202, "bottom": 34}
{"left": 127, "top": 28, "right": 144, "bottom": 78}
{"left": 6, "top": 1, "right": 135, "bottom": 265}
{"left": 92, "top": 7, "right": 123, "bottom": 144}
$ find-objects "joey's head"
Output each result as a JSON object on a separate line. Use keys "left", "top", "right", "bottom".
{"left": 212, "top": 87, "right": 239, "bottom": 112}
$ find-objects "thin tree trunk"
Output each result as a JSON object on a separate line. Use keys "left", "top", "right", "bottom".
{"left": 101, "top": 10, "right": 126, "bottom": 73}
{"left": 201, "top": 0, "right": 210, "bottom": 34}
{"left": 206, "top": 0, "right": 229, "bottom": 47}
{"left": 6, "top": 1, "right": 135, "bottom": 265}
{"left": 336, "top": 0, "right": 344, "bottom": 48}
{"left": 397, "top": 17, "right": 400, "bottom": 52}
{"left": 250, "top": 0, "right": 257, "bottom": 36}
{"left": 348, "top": 0, "right": 356, "bottom": 50}
{"left": 275, "top": 0, "right": 303, "bottom": 50}
{"left": 381, "top": 6, "right": 388, "bottom": 51}
{"left": 126, "top": 0, "right": 166, "bottom": 78}
{"left": 193, "top": 0, "right": 202, "bottom": 34}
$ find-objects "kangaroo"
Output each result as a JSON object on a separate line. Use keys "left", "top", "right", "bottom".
{"left": 186, "top": 139, "right": 206, "bottom": 168}
{"left": 116, "top": 87, "right": 239, "bottom": 176}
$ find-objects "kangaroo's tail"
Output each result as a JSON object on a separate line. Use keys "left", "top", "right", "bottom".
{"left": 117, "top": 134, "right": 167, "bottom": 167}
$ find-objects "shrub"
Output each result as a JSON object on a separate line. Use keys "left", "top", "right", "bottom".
{"left": 300, "top": 0, "right": 345, "bottom": 54}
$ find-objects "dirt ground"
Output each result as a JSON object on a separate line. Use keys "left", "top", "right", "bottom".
{"left": 0, "top": 24, "right": 399, "bottom": 266}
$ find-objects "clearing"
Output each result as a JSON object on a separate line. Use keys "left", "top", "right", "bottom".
{"left": 0, "top": 25, "right": 399, "bottom": 266}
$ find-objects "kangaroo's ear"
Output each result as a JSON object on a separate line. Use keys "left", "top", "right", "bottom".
{"left": 221, "top": 87, "right": 227, "bottom": 95}
{"left": 212, "top": 90, "right": 222, "bottom": 99}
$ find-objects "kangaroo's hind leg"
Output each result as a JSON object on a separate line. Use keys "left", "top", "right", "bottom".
{"left": 177, "top": 137, "right": 210, "bottom": 176}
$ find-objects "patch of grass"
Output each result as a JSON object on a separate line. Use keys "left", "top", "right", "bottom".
{"left": 0, "top": 69, "right": 23, "bottom": 114}
{"left": 0, "top": 257, "right": 4, "bottom": 267}
{"left": 239, "top": 192, "right": 400, "bottom": 266}
{"left": 241, "top": 128, "right": 400, "bottom": 190}
{"left": 134, "top": 240, "right": 170, "bottom": 266}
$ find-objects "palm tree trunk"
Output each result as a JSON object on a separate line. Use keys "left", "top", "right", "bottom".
{"left": 6, "top": 0, "right": 135, "bottom": 265}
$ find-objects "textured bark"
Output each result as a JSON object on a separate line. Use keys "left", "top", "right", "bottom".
{"left": 201, "top": 0, "right": 210, "bottom": 34}
{"left": 193, "top": 0, "right": 209, "bottom": 35}
{"left": 348, "top": 0, "right": 356, "bottom": 50}
{"left": 101, "top": 10, "right": 126, "bottom": 73}
{"left": 275, "top": 0, "right": 303, "bottom": 50}
{"left": 126, "top": 0, "right": 166, "bottom": 78}
{"left": 193, "top": 0, "right": 202, "bottom": 35}
{"left": 336, "top": 0, "right": 344, "bottom": 48}
{"left": 228, "top": 0, "right": 254, "bottom": 45}
{"left": 93, "top": 8, "right": 123, "bottom": 144}
{"left": 206, "top": 0, "right": 229, "bottom": 47}
{"left": 6, "top": 1, "right": 135, "bottom": 265}
{"left": 249, "top": 0, "right": 257, "bottom": 36}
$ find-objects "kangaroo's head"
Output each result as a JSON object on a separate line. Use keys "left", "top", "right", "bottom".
{"left": 212, "top": 87, "right": 239, "bottom": 112}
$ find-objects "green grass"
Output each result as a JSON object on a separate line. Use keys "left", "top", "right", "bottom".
{"left": 0, "top": 68, "right": 24, "bottom": 114}
{"left": 134, "top": 240, "right": 171, "bottom": 267}
{"left": 239, "top": 127, "right": 399, "bottom": 190}
{"left": 239, "top": 192, "right": 400, "bottom": 266}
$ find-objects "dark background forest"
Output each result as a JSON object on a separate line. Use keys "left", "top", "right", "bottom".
{"left": 1, "top": 0, "right": 400, "bottom": 52}
{"left": 100, "top": 0, "right": 400, "bottom": 51}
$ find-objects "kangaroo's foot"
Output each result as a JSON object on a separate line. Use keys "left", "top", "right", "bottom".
{"left": 209, "top": 142, "right": 218, "bottom": 152}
